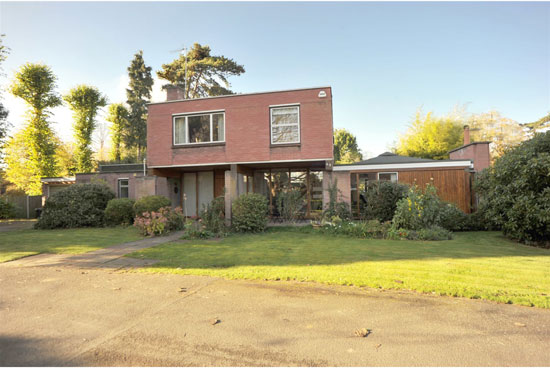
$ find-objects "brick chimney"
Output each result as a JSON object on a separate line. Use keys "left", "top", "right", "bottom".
{"left": 463, "top": 125, "right": 470, "bottom": 145}
{"left": 165, "top": 85, "right": 185, "bottom": 101}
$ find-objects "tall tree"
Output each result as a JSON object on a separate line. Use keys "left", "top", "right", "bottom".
{"left": 8, "top": 63, "right": 61, "bottom": 194}
{"left": 394, "top": 110, "right": 464, "bottom": 160}
{"left": 333, "top": 129, "right": 363, "bottom": 164}
{"left": 157, "top": 43, "right": 245, "bottom": 99}
{"left": 0, "top": 34, "right": 10, "bottom": 165}
{"left": 106, "top": 103, "right": 129, "bottom": 162}
{"left": 64, "top": 85, "right": 107, "bottom": 173}
{"left": 126, "top": 50, "right": 153, "bottom": 160}
{"left": 468, "top": 110, "right": 526, "bottom": 159}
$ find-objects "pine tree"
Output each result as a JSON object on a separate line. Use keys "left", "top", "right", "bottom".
{"left": 126, "top": 50, "right": 153, "bottom": 161}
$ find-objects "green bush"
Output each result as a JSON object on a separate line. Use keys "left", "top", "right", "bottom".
{"left": 475, "top": 131, "right": 550, "bottom": 246}
{"left": 319, "top": 219, "right": 390, "bottom": 239}
{"left": 35, "top": 183, "right": 115, "bottom": 229}
{"left": 392, "top": 184, "right": 443, "bottom": 231}
{"left": 133, "top": 195, "right": 171, "bottom": 217}
{"left": 232, "top": 193, "right": 269, "bottom": 232}
{"left": 104, "top": 198, "right": 135, "bottom": 226}
{"left": 182, "top": 218, "right": 216, "bottom": 239}
{"left": 134, "top": 206, "right": 185, "bottom": 236}
{"left": 387, "top": 225, "right": 452, "bottom": 241}
{"left": 438, "top": 202, "right": 469, "bottom": 231}
{"left": 276, "top": 188, "right": 306, "bottom": 222}
{"left": 323, "top": 179, "right": 351, "bottom": 221}
{"left": 0, "top": 197, "right": 16, "bottom": 219}
{"left": 362, "top": 181, "right": 409, "bottom": 222}
{"left": 200, "top": 196, "right": 226, "bottom": 235}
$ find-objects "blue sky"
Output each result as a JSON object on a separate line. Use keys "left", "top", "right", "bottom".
{"left": 1, "top": 1, "right": 548, "bottom": 157}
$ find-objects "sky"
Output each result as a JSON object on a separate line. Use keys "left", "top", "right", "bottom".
{"left": 0, "top": 1, "right": 549, "bottom": 158}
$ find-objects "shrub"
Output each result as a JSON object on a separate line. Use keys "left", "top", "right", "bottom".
{"left": 475, "top": 131, "right": 550, "bottom": 245}
{"left": 362, "top": 181, "right": 409, "bottom": 222}
{"left": 319, "top": 219, "right": 390, "bottom": 239}
{"left": 200, "top": 196, "right": 227, "bottom": 235}
{"left": 276, "top": 188, "right": 306, "bottom": 222}
{"left": 438, "top": 202, "right": 469, "bottom": 231}
{"left": 133, "top": 206, "right": 185, "bottom": 236}
{"left": 35, "top": 183, "right": 115, "bottom": 229}
{"left": 104, "top": 198, "right": 135, "bottom": 226}
{"left": 133, "top": 195, "right": 171, "bottom": 217}
{"left": 392, "top": 183, "right": 443, "bottom": 231}
{"left": 0, "top": 197, "right": 16, "bottom": 219}
{"left": 182, "top": 218, "right": 215, "bottom": 239}
{"left": 387, "top": 225, "right": 452, "bottom": 241}
{"left": 323, "top": 179, "right": 351, "bottom": 221}
{"left": 232, "top": 193, "right": 269, "bottom": 232}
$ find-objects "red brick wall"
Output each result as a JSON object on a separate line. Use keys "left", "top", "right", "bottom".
{"left": 147, "top": 87, "right": 334, "bottom": 167}
{"left": 449, "top": 142, "right": 490, "bottom": 172}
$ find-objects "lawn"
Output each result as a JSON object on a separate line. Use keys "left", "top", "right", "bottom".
{"left": 0, "top": 227, "right": 143, "bottom": 262}
{"left": 128, "top": 228, "right": 550, "bottom": 308}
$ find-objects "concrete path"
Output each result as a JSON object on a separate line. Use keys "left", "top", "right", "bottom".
{"left": 1, "top": 263, "right": 549, "bottom": 366}
{"left": 0, "top": 219, "right": 36, "bottom": 232}
{"left": 3, "top": 231, "right": 185, "bottom": 270}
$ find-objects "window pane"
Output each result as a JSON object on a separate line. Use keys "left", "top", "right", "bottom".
{"left": 309, "top": 171, "right": 323, "bottom": 212}
{"left": 212, "top": 113, "right": 224, "bottom": 141}
{"left": 188, "top": 115, "right": 210, "bottom": 143}
{"left": 271, "top": 107, "right": 298, "bottom": 125}
{"left": 379, "top": 173, "right": 397, "bottom": 182}
{"left": 272, "top": 125, "right": 299, "bottom": 143}
{"left": 118, "top": 180, "right": 129, "bottom": 198}
{"left": 174, "top": 117, "right": 186, "bottom": 144}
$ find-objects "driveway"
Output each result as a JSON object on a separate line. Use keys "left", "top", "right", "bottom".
{"left": 1, "top": 257, "right": 549, "bottom": 366}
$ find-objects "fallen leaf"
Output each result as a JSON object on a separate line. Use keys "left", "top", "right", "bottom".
{"left": 211, "top": 318, "right": 220, "bottom": 325}
{"left": 394, "top": 280, "right": 403, "bottom": 284}
{"left": 354, "top": 328, "right": 371, "bottom": 337}
{"left": 514, "top": 322, "right": 526, "bottom": 327}
{"left": 375, "top": 343, "right": 382, "bottom": 349}
{"left": 179, "top": 287, "right": 187, "bottom": 293}
{"left": 112, "top": 287, "right": 121, "bottom": 291}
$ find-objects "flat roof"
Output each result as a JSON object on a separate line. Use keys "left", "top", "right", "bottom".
{"left": 148, "top": 86, "right": 332, "bottom": 105}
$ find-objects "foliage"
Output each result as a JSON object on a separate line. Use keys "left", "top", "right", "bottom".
{"left": 133, "top": 195, "right": 172, "bottom": 217}
{"left": 200, "top": 196, "right": 227, "bottom": 235}
{"left": 276, "top": 188, "right": 306, "bottom": 222}
{"left": 0, "top": 35, "right": 10, "bottom": 165}
{"left": 333, "top": 128, "right": 363, "bottom": 164}
{"left": 322, "top": 179, "right": 351, "bottom": 221}
{"left": 134, "top": 206, "right": 184, "bottom": 236}
{"left": 55, "top": 138, "right": 77, "bottom": 176}
{"left": 35, "top": 183, "right": 115, "bottom": 229}
{"left": 181, "top": 218, "right": 216, "bottom": 239}
{"left": 387, "top": 225, "right": 452, "bottom": 241}
{"left": 475, "top": 131, "right": 550, "bottom": 245}
{"left": 394, "top": 110, "right": 464, "bottom": 160}
{"left": 126, "top": 51, "right": 153, "bottom": 160}
{"left": 523, "top": 113, "right": 550, "bottom": 134}
{"left": 8, "top": 63, "right": 62, "bottom": 194}
{"left": 231, "top": 193, "right": 269, "bottom": 232}
{"left": 157, "top": 43, "right": 245, "bottom": 99}
{"left": 468, "top": 110, "right": 526, "bottom": 160}
{"left": 104, "top": 198, "right": 135, "bottom": 226}
{"left": 0, "top": 196, "right": 16, "bottom": 219}
{"left": 319, "top": 219, "right": 390, "bottom": 239}
{"left": 392, "top": 183, "right": 444, "bottom": 231}
{"left": 105, "top": 103, "right": 129, "bottom": 162}
{"left": 362, "top": 181, "right": 409, "bottom": 222}
{"left": 64, "top": 85, "right": 107, "bottom": 173}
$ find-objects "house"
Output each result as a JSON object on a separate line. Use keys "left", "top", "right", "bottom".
{"left": 333, "top": 126, "right": 491, "bottom": 214}
{"left": 145, "top": 86, "right": 337, "bottom": 220}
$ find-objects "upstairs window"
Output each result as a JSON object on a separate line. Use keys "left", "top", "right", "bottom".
{"left": 270, "top": 105, "right": 300, "bottom": 144}
{"left": 173, "top": 112, "right": 225, "bottom": 145}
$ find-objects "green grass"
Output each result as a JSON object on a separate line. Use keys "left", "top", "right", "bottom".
{"left": 128, "top": 228, "right": 550, "bottom": 308}
{"left": 0, "top": 227, "right": 143, "bottom": 262}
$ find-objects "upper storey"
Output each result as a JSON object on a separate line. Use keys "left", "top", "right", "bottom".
{"left": 146, "top": 87, "right": 334, "bottom": 168}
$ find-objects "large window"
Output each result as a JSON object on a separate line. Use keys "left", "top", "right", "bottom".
{"left": 118, "top": 179, "right": 129, "bottom": 198}
{"left": 173, "top": 112, "right": 225, "bottom": 145}
{"left": 270, "top": 105, "right": 300, "bottom": 144}
{"left": 378, "top": 172, "right": 398, "bottom": 182}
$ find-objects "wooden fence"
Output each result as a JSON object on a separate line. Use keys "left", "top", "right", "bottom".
{"left": 3, "top": 194, "right": 42, "bottom": 218}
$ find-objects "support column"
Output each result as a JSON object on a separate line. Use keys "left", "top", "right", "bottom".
{"left": 224, "top": 164, "right": 239, "bottom": 225}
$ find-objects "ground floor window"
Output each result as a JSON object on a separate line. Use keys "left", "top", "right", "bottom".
{"left": 378, "top": 172, "right": 398, "bottom": 182}
{"left": 118, "top": 179, "right": 129, "bottom": 198}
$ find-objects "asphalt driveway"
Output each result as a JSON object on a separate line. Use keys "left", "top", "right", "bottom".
{"left": 1, "top": 258, "right": 549, "bottom": 367}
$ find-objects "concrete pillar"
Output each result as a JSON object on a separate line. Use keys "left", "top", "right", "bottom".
{"left": 322, "top": 171, "right": 351, "bottom": 210}
{"left": 224, "top": 164, "right": 239, "bottom": 224}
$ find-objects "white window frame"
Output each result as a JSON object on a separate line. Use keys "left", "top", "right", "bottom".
{"left": 377, "top": 172, "right": 399, "bottom": 182}
{"left": 270, "top": 104, "right": 301, "bottom": 145}
{"left": 118, "top": 178, "right": 129, "bottom": 198}
{"left": 172, "top": 110, "right": 225, "bottom": 146}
